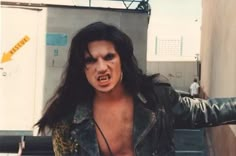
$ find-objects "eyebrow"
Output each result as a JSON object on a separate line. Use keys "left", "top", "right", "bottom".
{"left": 84, "top": 54, "right": 94, "bottom": 59}
{"left": 85, "top": 49, "right": 93, "bottom": 57}
{"left": 85, "top": 51, "right": 115, "bottom": 58}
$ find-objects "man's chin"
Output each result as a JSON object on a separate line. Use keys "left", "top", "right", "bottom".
{"left": 95, "top": 87, "right": 113, "bottom": 94}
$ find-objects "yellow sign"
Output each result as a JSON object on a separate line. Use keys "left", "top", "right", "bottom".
{"left": 1, "top": 35, "right": 30, "bottom": 63}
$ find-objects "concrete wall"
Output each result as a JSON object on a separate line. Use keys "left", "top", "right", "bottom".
{"left": 147, "top": 61, "right": 197, "bottom": 91}
{"left": 200, "top": 0, "right": 236, "bottom": 155}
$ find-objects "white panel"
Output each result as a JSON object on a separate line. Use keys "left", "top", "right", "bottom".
{"left": 0, "top": 7, "right": 40, "bottom": 130}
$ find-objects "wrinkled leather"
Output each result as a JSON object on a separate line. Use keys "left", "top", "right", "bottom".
{"left": 148, "top": 83, "right": 236, "bottom": 155}
{"left": 153, "top": 83, "right": 236, "bottom": 127}
{"left": 52, "top": 84, "right": 236, "bottom": 156}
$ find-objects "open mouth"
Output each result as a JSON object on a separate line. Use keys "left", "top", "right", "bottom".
{"left": 97, "top": 74, "right": 111, "bottom": 82}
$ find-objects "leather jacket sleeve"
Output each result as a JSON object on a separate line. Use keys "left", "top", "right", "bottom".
{"left": 169, "top": 87, "right": 236, "bottom": 129}
{"left": 150, "top": 74, "right": 236, "bottom": 129}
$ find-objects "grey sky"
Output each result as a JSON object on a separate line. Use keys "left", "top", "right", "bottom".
{"left": 148, "top": 0, "right": 202, "bottom": 61}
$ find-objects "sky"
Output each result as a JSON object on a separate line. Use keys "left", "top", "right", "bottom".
{"left": 1, "top": 0, "right": 202, "bottom": 61}
{"left": 148, "top": 0, "right": 202, "bottom": 61}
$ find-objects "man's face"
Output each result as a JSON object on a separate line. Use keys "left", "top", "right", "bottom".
{"left": 84, "top": 40, "right": 122, "bottom": 93}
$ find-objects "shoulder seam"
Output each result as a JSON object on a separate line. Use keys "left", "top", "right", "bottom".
{"left": 152, "top": 73, "right": 170, "bottom": 85}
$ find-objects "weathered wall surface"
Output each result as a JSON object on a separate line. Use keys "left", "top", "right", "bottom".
{"left": 147, "top": 61, "right": 197, "bottom": 91}
{"left": 200, "top": 0, "right": 236, "bottom": 155}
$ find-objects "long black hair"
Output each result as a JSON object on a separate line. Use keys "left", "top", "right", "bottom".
{"left": 36, "top": 21, "right": 149, "bottom": 133}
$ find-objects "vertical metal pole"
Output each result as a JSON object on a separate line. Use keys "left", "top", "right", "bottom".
{"left": 195, "top": 53, "right": 200, "bottom": 80}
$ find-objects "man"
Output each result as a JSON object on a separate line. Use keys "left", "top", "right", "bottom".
{"left": 190, "top": 78, "right": 200, "bottom": 98}
{"left": 36, "top": 22, "right": 236, "bottom": 156}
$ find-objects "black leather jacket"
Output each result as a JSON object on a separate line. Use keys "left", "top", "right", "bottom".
{"left": 51, "top": 76, "right": 236, "bottom": 156}
{"left": 141, "top": 77, "right": 236, "bottom": 156}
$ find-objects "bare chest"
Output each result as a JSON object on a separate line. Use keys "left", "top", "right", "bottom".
{"left": 93, "top": 101, "right": 134, "bottom": 156}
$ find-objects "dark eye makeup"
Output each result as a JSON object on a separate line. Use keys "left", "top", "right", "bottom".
{"left": 84, "top": 52, "right": 115, "bottom": 64}
{"left": 104, "top": 53, "right": 115, "bottom": 61}
{"left": 84, "top": 57, "right": 96, "bottom": 64}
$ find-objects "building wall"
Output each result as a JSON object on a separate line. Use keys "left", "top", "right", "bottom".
{"left": 200, "top": 0, "right": 236, "bottom": 155}
{"left": 147, "top": 61, "right": 197, "bottom": 91}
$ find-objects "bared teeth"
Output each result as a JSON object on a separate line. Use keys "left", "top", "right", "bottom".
{"left": 98, "top": 75, "right": 110, "bottom": 81}
{"left": 100, "top": 76, "right": 107, "bottom": 80}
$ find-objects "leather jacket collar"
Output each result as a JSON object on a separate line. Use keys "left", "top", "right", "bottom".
{"left": 70, "top": 93, "right": 157, "bottom": 155}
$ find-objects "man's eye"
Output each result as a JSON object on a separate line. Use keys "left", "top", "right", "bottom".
{"left": 104, "top": 53, "right": 115, "bottom": 61}
{"left": 84, "top": 57, "right": 96, "bottom": 64}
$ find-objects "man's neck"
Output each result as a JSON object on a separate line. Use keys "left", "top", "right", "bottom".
{"left": 95, "top": 84, "right": 129, "bottom": 103}
{"left": 93, "top": 84, "right": 134, "bottom": 115}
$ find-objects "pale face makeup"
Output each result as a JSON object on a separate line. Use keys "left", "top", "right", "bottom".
{"left": 84, "top": 40, "right": 123, "bottom": 94}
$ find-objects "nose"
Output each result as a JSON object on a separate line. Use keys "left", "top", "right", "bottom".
{"left": 96, "top": 59, "right": 107, "bottom": 73}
